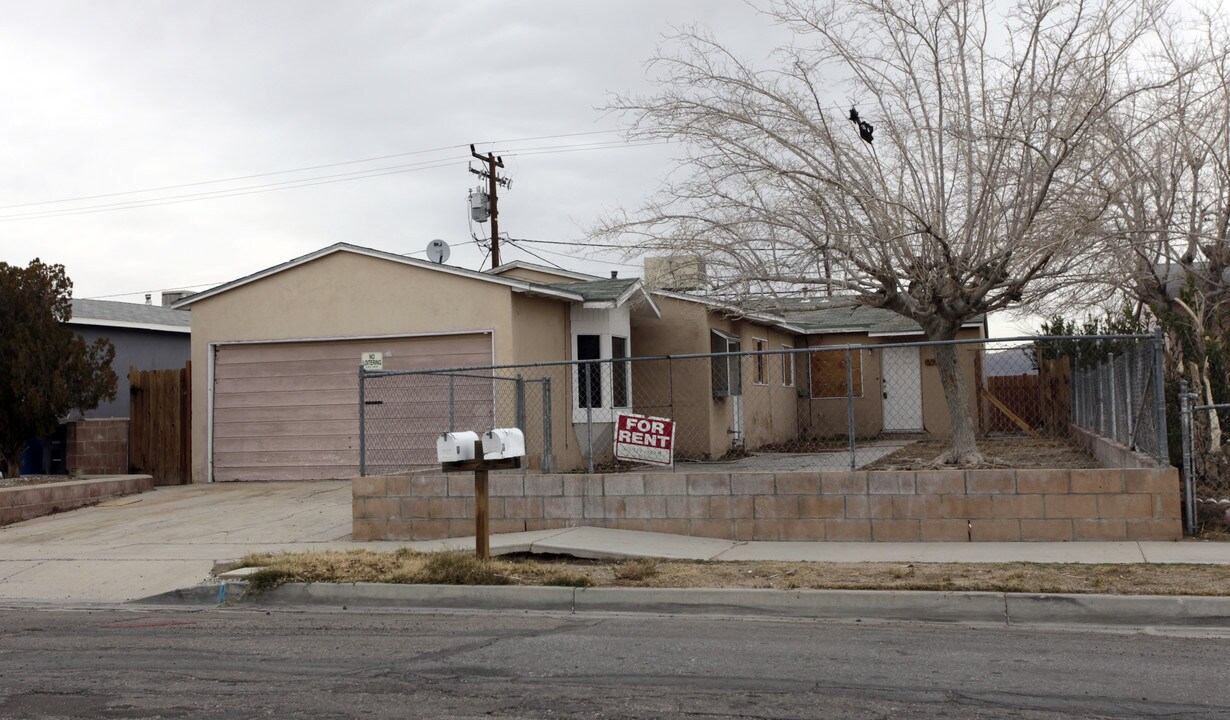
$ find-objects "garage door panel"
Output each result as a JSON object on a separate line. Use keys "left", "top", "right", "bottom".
{"left": 219, "top": 464, "right": 361, "bottom": 482}
{"left": 216, "top": 374, "right": 357, "bottom": 394}
{"left": 213, "top": 333, "right": 492, "bottom": 481}
{"left": 217, "top": 434, "right": 357, "bottom": 452}
{"left": 213, "top": 419, "right": 360, "bottom": 438}
{"left": 214, "top": 404, "right": 358, "bottom": 424}
{"left": 214, "top": 450, "right": 360, "bottom": 467}
{"left": 214, "top": 389, "right": 356, "bottom": 409}
{"left": 214, "top": 357, "right": 362, "bottom": 380}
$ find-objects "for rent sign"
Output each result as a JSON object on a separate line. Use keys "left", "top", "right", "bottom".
{"left": 614, "top": 413, "right": 675, "bottom": 466}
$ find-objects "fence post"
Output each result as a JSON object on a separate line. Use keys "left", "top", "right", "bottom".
{"left": 541, "top": 378, "right": 553, "bottom": 473}
{"left": 846, "top": 347, "right": 856, "bottom": 471}
{"left": 1152, "top": 329, "right": 1170, "bottom": 464}
{"left": 449, "top": 374, "right": 455, "bottom": 433}
{"left": 358, "top": 366, "right": 366, "bottom": 477}
{"left": 1108, "top": 353, "right": 1119, "bottom": 444}
{"left": 515, "top": 374, "right": 526, "bottom": 432}
{"left": 1125, "top": 351, "right": 1136, "bottom": 447}
{"left": 1179, "top": 380, "right": 1195, "bottom": 535}
{"left": 586, "top": 363, "right": 594, "bottom": 474}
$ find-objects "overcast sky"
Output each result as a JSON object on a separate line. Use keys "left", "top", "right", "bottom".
{"left": 0, "top": 4, "right": 763, "bottom": 290}
{"left": 0, "top": 2, "right": 1049, "bottom": 333}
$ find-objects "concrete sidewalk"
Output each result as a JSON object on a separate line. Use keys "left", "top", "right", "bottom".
{"left": 1, "top": 481, "right": 1227, "bottom": 604}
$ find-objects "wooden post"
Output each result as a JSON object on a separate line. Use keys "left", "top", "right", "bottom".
{"left": 439, "top": 439, "right": 520, "bottom": 561}
{"left": 475, "top": 467, "right": 490, "bottom": 560}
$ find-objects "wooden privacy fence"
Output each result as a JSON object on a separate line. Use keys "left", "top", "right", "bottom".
{"left": 980, "top": 355, "right": 1072, "bottom": 438}
{"left": 128, "top": 363, "right": 191, "bottom": 485}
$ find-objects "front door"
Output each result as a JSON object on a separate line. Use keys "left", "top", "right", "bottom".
{"left": 881, "top": 346, "right": 923, "bottom": 432}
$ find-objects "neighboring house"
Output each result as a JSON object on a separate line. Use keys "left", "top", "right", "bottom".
{"left": 175, "top": 244, "right": 658, "bottom": 482}
{"left": 21, "top": 298, "right": 191, "bottom": 476}
{"left": 779, "top": 303, "right": 987, "bottom": 439}
{"left": 68, "top": 299, "right": 192, "bottom": 418}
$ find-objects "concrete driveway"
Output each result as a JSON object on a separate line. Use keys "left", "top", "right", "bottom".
{"left": 0, "top": 481, "right": 391, "bottom": 603}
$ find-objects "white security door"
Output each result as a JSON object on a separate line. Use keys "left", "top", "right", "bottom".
{"left": 881, "top": 346, "right": 923, "bottom": 432}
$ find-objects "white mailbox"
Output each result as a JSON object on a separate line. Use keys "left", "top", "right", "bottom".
{"left": 482, "top": 428, "right": 526, "bottom": 460}
{"left": 436, "top": 431, "right": 480, "bottom": 463}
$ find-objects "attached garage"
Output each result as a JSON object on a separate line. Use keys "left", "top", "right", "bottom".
{"left": 211, "top": 333, "right": 492, "bottom": 481}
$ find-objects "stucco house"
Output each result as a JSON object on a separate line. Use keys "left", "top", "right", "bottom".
{"left": 174, "top": 244, "right": 658, "bottom": 482}
{"left": 177, "top": 245, "right": 988, "bottom": 482}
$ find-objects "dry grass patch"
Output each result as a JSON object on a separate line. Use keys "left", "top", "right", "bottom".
{"left": 235, "top": 550, "right": 1230, "bottom": 596}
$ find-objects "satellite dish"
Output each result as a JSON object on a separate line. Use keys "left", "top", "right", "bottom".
{"left": 426, "top": 239, "right": 451, "bottom": 264}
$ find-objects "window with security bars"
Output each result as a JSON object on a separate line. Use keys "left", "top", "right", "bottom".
{"left": 810, "top": 348, "right": 861, "bottom": 398}
{"left": 612, "top": 336, "right": 630, "bottom": 407}
{"left": 577, "top": 334, "right": 601, "bottom": 408}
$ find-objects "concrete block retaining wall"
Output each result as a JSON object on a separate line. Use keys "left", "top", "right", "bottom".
{"left": 353, "top": 467, "right": 1182, "bottom": 542}
{"left": 0, "top": 475, "right": 154, "bottom": 527}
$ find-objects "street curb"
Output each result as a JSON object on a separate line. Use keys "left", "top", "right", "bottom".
{"left": 132, "top": 582, "right": 1230, "bottom": 627}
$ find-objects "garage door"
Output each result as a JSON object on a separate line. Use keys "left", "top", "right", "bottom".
{"left": 212, "top": 334, "right": 492, "bottom": 481}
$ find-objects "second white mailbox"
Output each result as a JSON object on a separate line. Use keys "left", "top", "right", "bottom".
{"left": 482, "top": 428, "right": 526, "bottom": 460}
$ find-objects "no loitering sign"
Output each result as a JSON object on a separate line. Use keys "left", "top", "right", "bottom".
{"left": 614, "top": 413, "right": 675, "bottom": 466}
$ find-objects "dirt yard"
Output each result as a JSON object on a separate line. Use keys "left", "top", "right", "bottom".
{"left": 862, "top": 437, "right": 1102, "bottom": 470}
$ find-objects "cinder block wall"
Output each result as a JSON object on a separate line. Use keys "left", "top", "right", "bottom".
{"left": 353, "top": 467, "right": 1182, "bottom": 542}
{"left": 65, "top": 418, "right": 129, "bottom": 475}
{"left": 0, "top": 475, "right": 154, "bottom": 526}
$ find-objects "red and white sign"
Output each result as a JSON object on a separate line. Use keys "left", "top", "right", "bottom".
{"left": 614, "top": 413, "right": 675, "bottom": 466}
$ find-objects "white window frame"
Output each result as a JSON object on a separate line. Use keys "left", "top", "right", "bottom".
{"left": 781, "top": 345, "right": 795, "bottom": 387}
{"left": 751, "top": 337, "right": 769, "bottom": 386}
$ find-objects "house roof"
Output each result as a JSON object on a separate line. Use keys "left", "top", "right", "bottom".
{"left": 782, "top": 303, "right": 984, "bottom": 336}
{"left": 171, "top": 243, "right": 588, "bottom": 309}
{"left": 652, "top": 289, "right": 807, "bottom": 335}
{"left": 68, "top": 299, "right": 191, "bottom": 333}
{"left": 552, "top": 278, "right": 639, "bottom": 303}
{"left": 488, "top": 260, "right": 602, "bottom": 282}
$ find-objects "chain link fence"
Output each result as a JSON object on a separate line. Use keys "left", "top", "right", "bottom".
{"left": 1178, "top": 385, "right": 1230, "bottom": 534}
{"left": 359, "top": 334, "right": 1167, "bottom": 477}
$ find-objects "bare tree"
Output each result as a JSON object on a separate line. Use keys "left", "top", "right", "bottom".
{"left": 596, "top": 0, "right": 1176, "bottom": 465}
{"left": 1106, "top": 19, "right": 1229, "bottom": 451}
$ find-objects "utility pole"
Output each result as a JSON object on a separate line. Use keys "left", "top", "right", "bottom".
{"left": 470, "top": 144, "right": 511, "bottom": 268}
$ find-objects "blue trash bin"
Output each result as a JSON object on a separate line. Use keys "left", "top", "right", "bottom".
{"left": 20, "top": 438, "right": 44, "bottom": 475}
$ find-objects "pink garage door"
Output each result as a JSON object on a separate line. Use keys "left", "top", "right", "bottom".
{"left": 211, "top": 334, "right": 492, "bottom": 481}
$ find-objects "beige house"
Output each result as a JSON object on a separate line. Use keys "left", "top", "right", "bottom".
{"left": 176, "top": 245, "right": 657, "bottom": 482}
{"left": 177, "top": 247, "right": 988, "bottom": 482}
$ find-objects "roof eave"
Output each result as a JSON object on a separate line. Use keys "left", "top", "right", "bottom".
{"left": 66, "top": 317, "right": 191, "bottom": 334}
{"left": 172, "top": 243, "right": 585, "bottom": 308}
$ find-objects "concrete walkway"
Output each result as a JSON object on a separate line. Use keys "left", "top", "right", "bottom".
{"left": 1, "top": 481, "right": 1227, "bottom": 604}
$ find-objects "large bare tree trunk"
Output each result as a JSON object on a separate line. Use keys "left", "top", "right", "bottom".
{"left": 930, "top": 329, "right": 985, "bottom": 466}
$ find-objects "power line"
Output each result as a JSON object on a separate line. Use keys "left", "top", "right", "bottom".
{"left": 1, "top": 129, "right": 625, "bottom": 212}
{"left": 502, "top": 238, "right": 568, "bottom": 271}
{"left": 507, "top": 236, "right": 654, "bottom": 250}
{"left": 80, "top": 280, "right": 225, "bottom": 300}
{"left": 0, "top": 137, "right": 663, "bottom": 223}
{"left": 504, "top": 239, "right": 645, "bottom": 269}
{"left": 0, "top": 159, "right": 469, "bottom": 222}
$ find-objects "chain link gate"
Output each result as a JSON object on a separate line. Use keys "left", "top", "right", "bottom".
{"left": 1178, "top": 383, "right": 1230, "bottom": 534}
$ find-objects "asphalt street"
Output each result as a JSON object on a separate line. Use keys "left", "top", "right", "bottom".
{"left": 1, "top": 606, "right": 1227, "bottom": 719}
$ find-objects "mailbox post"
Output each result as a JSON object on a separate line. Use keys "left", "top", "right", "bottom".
{"left": 437, "top": 429, "right": 525, "bottom": 560}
